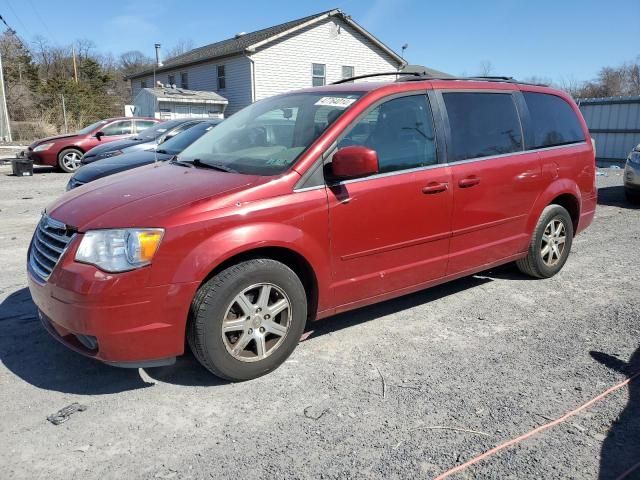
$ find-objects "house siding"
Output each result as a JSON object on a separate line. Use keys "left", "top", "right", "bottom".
{"left": 131, "top": 55, "right": 253, "bottom": 116}
{"left": 251, "top": 17, "right": 399, "bottom": 100}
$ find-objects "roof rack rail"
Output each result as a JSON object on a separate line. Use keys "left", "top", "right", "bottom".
{"left": 396, "top": 75, "right": 548, "bottom": 87}
{"left": 468, "top": 75, "right": 514, "bottom": 81}
{"left": 331, "top": 71, "right": 417, "bottom": 85}
{"left": 332, "top": 70, "right": 548, "bottom": 87}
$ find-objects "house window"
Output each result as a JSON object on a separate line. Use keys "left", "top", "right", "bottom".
{"left": 342, "top": 66, "right": 354, "bottom": 81}
{"left": 312, "top": 63, "right": 325, "bottom": 86}
{"left": 181, "top": 72, "right": 189, "bottom": 89}
{"left": 168, "top": 74, "right": 175, "bottom": 86}
{"left": 217, "top": 65, "right": 226, "bottom": 90}
{"left": 140, "top": 80, "right": 147, "bottom": 89}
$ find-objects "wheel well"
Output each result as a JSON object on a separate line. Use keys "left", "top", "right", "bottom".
{"left": 551, "top": 193, "right": 580, "bottom": 231}
{"left": 58, "top": 146, "right": 85, "bottom": 155}
{"left": 199, "top": 247, "right": 319, "bottom": 322}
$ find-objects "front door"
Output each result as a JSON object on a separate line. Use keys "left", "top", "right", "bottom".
{"left": 441, "top": 91, "right": 543, "bottom": 274}
{"left": 327, "top": 94, "right": 452, "bottom": 307}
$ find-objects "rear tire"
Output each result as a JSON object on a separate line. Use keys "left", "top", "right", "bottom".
{"left": 57, "top": 148, "right": 84, "bottom": 173}
{"left": 516, "top": 205, "right": 574, "bottom": 279}
{"left": 188, "top": 259, "right": 307, "bottom": 381}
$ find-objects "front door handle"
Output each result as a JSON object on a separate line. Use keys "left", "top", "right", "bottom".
{"left": 422, "top": 182, "right": 448, "bottom": 194}
{"left": 458, "top": 176, "right": 480, "bottom": 188}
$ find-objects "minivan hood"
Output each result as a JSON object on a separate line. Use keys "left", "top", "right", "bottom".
{"left": 73, "top": 150, "right": 172, "bottom": 183}
{"left": 48, "top": 162, "right": 258, "bottom": 231}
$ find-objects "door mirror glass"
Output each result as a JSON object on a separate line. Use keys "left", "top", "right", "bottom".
{"left": 331, "top": 146, "right": 379, "bottom": 180}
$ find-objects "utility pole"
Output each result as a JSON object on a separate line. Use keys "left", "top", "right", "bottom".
{"left": 61, "top": 94, "right": 68, "bottom": 133}
{"left": 72, "top": 45, "right": 78, "bottom": 83}
{"left": 0, "top": 49, "right": 12, "bottom": 142}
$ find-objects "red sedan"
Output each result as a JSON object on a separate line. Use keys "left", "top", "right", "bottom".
{"left": 26, "top": 117, "right": 161, "bottom": 172}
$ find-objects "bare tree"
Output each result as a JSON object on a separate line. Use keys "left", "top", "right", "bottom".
{"left": 118, "top": 50, "right": 153, "bottom": 77}
{"left": 478, "top": 60, "right": 494, "bottom": 77}
{"left": 164, "top": 39, "right": 195, "bottom": 60}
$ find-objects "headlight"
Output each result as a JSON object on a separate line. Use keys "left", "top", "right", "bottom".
{"left": 628, "top": 152, "right": 640, "bottom": 164}
{"left": 33, "top": 143, "right": 54, "bottom": 152}
{"left": 99, "top": 150, "right": 123, "bottom": 159}
{"left": 75, "top": 228, "right": 164, "bottom": 272}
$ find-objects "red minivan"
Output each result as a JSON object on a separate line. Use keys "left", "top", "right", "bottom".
{"left": 27, "top": 74, "right": 597, "bottom": 381}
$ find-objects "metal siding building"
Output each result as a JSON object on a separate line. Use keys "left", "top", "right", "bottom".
{"left": 132, "top": 87, "right": 228, "bottom": 120}
{"left": 578, "top": 96, "right": 640, "bottom": 163}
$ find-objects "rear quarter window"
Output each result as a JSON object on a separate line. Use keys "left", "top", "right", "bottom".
{"left": 443, "top": 92, "right": 523, "bottom": 162}
{"left": 523, "top": 92, "right": 585, "bottom": 149}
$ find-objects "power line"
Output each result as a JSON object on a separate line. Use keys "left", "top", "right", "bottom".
{"left": 0, "top": 13, "right": 15, "bottom": 33}
{"left": 0, "top": 12, "right": 35, "bottom": 57}
{"left": 25, "top": 0, "right": 55, "bottom": 41}
{"left": 4, "top": 0, "right": 31, "bottom": 39}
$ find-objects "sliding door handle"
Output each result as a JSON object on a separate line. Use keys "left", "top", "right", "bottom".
{"left": 458, "top": 176, "right": 480, "bottom": 188}
{"left": 422, "top": 182, "right": 448, "bottom": 194}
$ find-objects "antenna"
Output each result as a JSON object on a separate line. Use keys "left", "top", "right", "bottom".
{"left": 401, "top": 43, "right": 409, "bottom": 59}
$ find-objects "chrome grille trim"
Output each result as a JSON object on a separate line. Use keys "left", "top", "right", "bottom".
{"left": 28, "top": 215, "right": 75, "bottom": 282}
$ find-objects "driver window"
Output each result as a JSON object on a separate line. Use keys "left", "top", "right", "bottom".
{"left": 102, "top": 120, "right": 133, "bottom": 136}
{"left": 338, "top": 95, "right": 437, "bottom": 173}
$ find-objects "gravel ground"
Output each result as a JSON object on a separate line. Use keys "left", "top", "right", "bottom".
{"left": 0, "top": 165, "right": 638, "bottom": 480}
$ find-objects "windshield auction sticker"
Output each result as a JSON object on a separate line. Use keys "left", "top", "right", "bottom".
{"left": 314, "top": 97, "right": 357, "bottom": 108}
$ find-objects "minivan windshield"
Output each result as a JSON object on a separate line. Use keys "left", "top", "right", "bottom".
{"left": 177, "top": 91, "right": 363, "bottom": 175}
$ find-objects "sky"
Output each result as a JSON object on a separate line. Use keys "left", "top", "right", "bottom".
{"left": 1, "top": 0, "right": 638, "bottom": 84}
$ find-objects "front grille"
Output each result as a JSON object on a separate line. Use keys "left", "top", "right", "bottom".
{"left": 29, "top": 215, "right": 75, "bottom": 281}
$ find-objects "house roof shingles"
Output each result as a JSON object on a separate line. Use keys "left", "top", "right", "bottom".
{"left": 142, "top": 87, "right": 228, "bottom": 104}
{"left": 160, "top": 10, "right": 334, "bottom": 70}
{"left": 127, "top": 9, "right": 406, "bottom": 79}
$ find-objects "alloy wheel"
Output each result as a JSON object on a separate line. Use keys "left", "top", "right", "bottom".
{"left": 62, "top": 151, "right": 82, "bottom": 171}
{"left": 540, "top": 218, "right": 567, "bottom": 267}
{"left": 221, "top": 283, "right": 291, "bottom": 362}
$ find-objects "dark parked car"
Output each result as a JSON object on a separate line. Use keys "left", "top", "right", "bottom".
{"left": 25, "top": 117, "right": 160, "bottom": 172}
{"left": 624, "top": 143, "right": 640, "bottom": 201}
{"left": 80, "top": 118, "right": 209, "bottom": 165}
{"left": 28, "top": 74, "right": 596, "bottom": 381}
{"left": 67, "top": 120, "right": 221, "bottom": 190}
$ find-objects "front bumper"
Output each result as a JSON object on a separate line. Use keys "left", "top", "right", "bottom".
{"left": 27, "top": 149, "right": 57, "bottom": 167}
{"left": 624, "top": 161, "right": 640, "bottom": 189}
{"left": 27, "top": 241, "right": 200, "bottom": 367}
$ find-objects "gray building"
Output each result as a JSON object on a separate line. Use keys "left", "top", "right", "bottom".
{"left": 127, "top": 9, "right": 447, "bottom": 116}
{"left": 132, "top": 87, "right": 228, "bottom": 120}
{"left": 578, "top": 96, "right": 640, "bottom": 163}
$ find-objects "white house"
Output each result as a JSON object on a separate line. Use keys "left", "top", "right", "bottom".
{"left": 132, "top": 87, "right": 228, "bottom": 120}
{"left": 127, "top": 9, "right": 449, "bottom": 116}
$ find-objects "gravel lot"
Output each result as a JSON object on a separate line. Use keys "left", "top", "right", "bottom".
{"left": 0, "top": 164, "right": 638, "bottom": 480}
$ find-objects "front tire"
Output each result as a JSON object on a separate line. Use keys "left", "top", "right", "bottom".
{"left": 57, "top": 148, "right": 83, "bottom": 173}
{"left": 188, "top": 259, "right": 307, "bottom": 381}
{"left": 516, "top": 205, "right": 574, "bottom": 279}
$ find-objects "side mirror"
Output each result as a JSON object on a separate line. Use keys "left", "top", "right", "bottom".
{"left": 331, "top": 146, "right": 379, "bottom": 180}
{"left": 95, "top": 131, "right": 104, "bottom": 140}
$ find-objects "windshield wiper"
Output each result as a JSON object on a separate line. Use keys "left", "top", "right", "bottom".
{"left": 170, "top": 158, "right": 195, "bottom": 168}
{"left": 192, "top": 159, "right": 236, "bottom": 172}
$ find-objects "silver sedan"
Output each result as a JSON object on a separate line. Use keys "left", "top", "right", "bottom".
{"left": 624, "top": 144, "right": 640, "bottom": 201}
